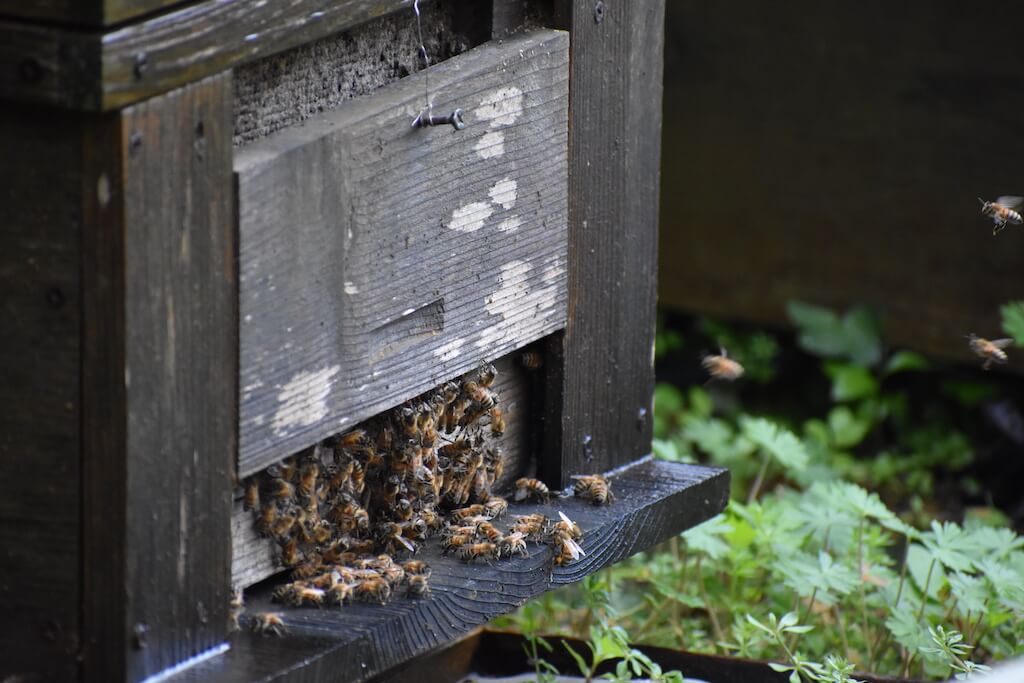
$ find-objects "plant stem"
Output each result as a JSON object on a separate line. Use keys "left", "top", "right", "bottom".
{"left": 892, "top": 534, "right": 910, "bottom": 609}
{"left": 834, "top": 604, "right": 852, "bottom": 662}
{"left": 747, "top": 449, "right": 771, "bottom": 503}
{"left": 695, "top": 556, "right": 726, "bottom": 649}
{"left": 857, "top": 518, "right": 874, "bottom": 668}
{"left": 915, "top": 559, "right": 936, "bottom": 624}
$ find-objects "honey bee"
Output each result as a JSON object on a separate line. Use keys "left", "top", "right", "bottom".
{"left": 449, "top": 504, "right": 486, "bottom": 521}
{"left": 293, "top": 585, "right": 325, "bottom": 607}
{"left": 458, "top": 542, "right": 498, "bottom": 563}
{"left": 280, "top": 538, "right": 301, "bottom": 566}
{"left": 291, "top": 561, "right": 322, "bottom": 581}
{"left": 349, "top": 460, "right": 366, "bottom": 494}
{"left": 967, "top": 334, "right": 1012, "bottom": 370}
{"left": 551, "top": 511, "right": 582, "bottom": 541}
{"left": 250, "top": 611, "right": 287, "bottom": 636}
{"left": 499, "top": 531, "right": 530, "bottom": 559}
{"left": 402, "top": 560, "right": 431, "bottom": 576}
{"left": 355, "top": 577, "right": 391, "bottom": 604}
{"left": 243, "top": 478, "right": 260, "bottom": 512}
{"left": 297, "top": 461, "right": 319, "bottom": 500}
{"left": 489, "top": 406, "right": 506, "bottom": 436}
{"left": 406, "top": 573, "right": 430, "bottom": 597}
{"left": 270, "top": 478, "right": 296, "bottom": 501}
{"left": 336, "top": 429, "right": 368, "bottom": 449}
{"left": 979, "top": 196, "right": 1024, "bottom": 235}
{"left": 572, "top": 474, "right": 615, "bottom": 505}
{"left": 418, "top": 508, "right": 443, "bottom": 534}
{"left": 267, "top": 457, "right": 298, "bottom": 482}
{"left": 701, "top": 347, "right": 744, "bottom": 382}
{"left": 511, "top": 513, "right": 547, "bottom": 539}
{"left": 476, "top": 521, "right": 504, "bottom": 543}
{"left": 514, "top": 477, "right": 550, "bottom": 503}
{"left": 475, "top": 362, "right": 497, "bottom": 388}
{"left": 484, "top": 496, "right": 508, "bottom": 518}
{"left": 520, "top": 351, "right": 544, "bottom": 369}
{"left": 270, "top": 511, "right": 297, "bottom": 539}
{"left": 229, "top": 588, "right": 244, "bottom": 632}
{"left": 551, "top": 532, "right": 586, "bottom": 566}
{"left": 442, "top": 532, "right": 474, "bottom": 555}
{"left": 256, "top": 503, "right": 277, "bottom": 536}
{"left": 438, "top": 438, "right": 472, "bottom": 461}
{"left": 377, "top": 522, "right": 417, "bottom": 554}
{"left": 327, "top": 581, "right": 355, "bottom": 605}
{"left": 401, "top": 517, "right": 428, "bottom": 541}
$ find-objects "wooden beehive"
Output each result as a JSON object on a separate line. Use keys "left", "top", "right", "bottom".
{"left": 0, "top": 2, "right": 728, "bottom": 682}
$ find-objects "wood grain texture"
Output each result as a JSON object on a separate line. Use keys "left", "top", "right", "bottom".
{"left": 0, "top": 103, "right": 82, "bottom": 683}
{"left": 659, "top": 1, "right": 1024, "bottom": 365}
{"left": 548, "top": 1, "right": 664, "bottom": 485}
{"left": 231, "top": 351, "right": 538, "bottom": 590}
{"left": 0, "top": 0, "right": 189, "bottom": 27}
{"left": 0, "top": 0, "right": 432, "bottom": 110}
{"left": 164, "top": 460, "right": 729, "bottom": 683}
{"left": 81, "top": 73, "right": 237, "bottom": 682}
{"left": 235, "top": 29, "right": 570, "bottom": 477}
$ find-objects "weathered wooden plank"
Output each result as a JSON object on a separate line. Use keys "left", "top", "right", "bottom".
{"left": 80, "top": 73, "right": 237, "bottom": 682}
{"left": 0, "top": 0, "right": 188, "bottom": 27}
{"left": 231, "top": 351, "right": 538, "bottom": 589}
{"left": 0, "top": 103, "right": 81, "bottom": 683}
{"left": 547, "top": 1, "right": 664, "bottom": 485}
{"left": 658, "top": 0, "right": 1024, "bottom": 365}
{"left": 235, "top": 29, "right": 570, "bottom": 477}
{"left": 166, "top": 460, "right": 729, "bottom": 683}
{"left": 0, "top": 0, "right": 431, "bottom": 110}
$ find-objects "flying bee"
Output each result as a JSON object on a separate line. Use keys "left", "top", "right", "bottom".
{"left": 967, "top": 333, "right": 1012, "bottom": 370}
{"left": 355, "top": 577, "right": 391, "bottom": 604}
{"left": 498, "top": 531, "right": 530, "bottom": 559}
{"left": 476, "top": 521, "right": 504, "bottom": 543}
{"left": 572, "top": 474, "right": 615, "bottom": 505}
{"left": 701, "top": 347, "right": 745, "bottom": 382}
{"left": 297, "top": 461, "right": 319, "bottom": 500}
{"left": 489, "top": 406, "right": 506, "bottom": 436}
{"left": 551, "top": 511, "right": 583, "bottom": 541}
{"left": 484, "top": 496, "right": 508, "bottom": 518}
{"left": 250, "top": 611, "right": 287, "bottom": 636}
{"left": 458, "top": 542, "right": 498, "bottom": 564}
{"left": 520, "top": 350, "right": 544, "bottom": 370}
{"left": 243, "top": 477, "right": 260, "bottom": 512}
{"left": 512, "top": 513, "right": 548, "bottom": 539}
{"left": 979, "top": 196, "right": 1024, "bottom": 235}
{"left": 514, "top": 477, "right": 550, "bottom": 503}
{"left": 406, "top": 573, "right": 430, "bottom": 597}
{"left": 402, "top": 560, "right": 431, "bottom": 577}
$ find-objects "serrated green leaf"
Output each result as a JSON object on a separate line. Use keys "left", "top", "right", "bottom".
{"left": 1000, "top": 301, "right": 1024, "bottom": 347}
{"left": 841, "top": 306, "right": 883, "bottom": 366}
{"left": 921, "top": 521, "right": 977, "bottom": 573}
{"left": 682, "top": 514, "right": 734, "bottom": 560}
{"left": 824, "top": 362, "right": 879, "bottom": 402}
{"left": 884, "top": 350, "right": 930, "bottom": 375}
{"left": 740, "top": 417, "right": 809, "bottom": 471}
{"left": 886, "top": 609, "right": 932, "bottom": 653}
{"left": 787, "top": 301, "right": 849, "bottom": 357}
{"left": 768, "top": 662, "right": 794, "bottom": 673}
{"left": 906, "top": 543, "right": 947, "bottom": 600}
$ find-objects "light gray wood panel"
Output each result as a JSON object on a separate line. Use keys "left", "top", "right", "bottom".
{"left": 235, "top": 29, "right": 569, "bottom": 477}
{"left": 230, "top": 351, "right": 537, "bottom": 590}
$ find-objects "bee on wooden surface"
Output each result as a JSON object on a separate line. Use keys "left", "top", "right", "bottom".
{"left": 401, "top": 517, "right": 428, "bottom": 541}
{"left": 498, "top": 531, "right": 530, "bottom": 559}
{"left": 349, "top": 460, "right": 366, "bottom": 495}
{"left": 484, "top": 496, "right": 508, "bottom": 518}
{"left": 979, "top": 196, "right": 1024, "bottom": 235}
{"left": 402, "top": 560, "right": 431, "bottom": 576}
{"left": 355, "top": 577, "right": 391, "bottom": 604}
{"left": 394, "top": 498, "right": 414, "bottom": 522}
{"left": 346, "top": 537, "right": 376, "bottom": 554}
{"left": 250, "top": 611, "right": 287, "bottom": 637}
{"left": 406, "top": 573, "right": 430, "bottom": 597}
{"left": 267, "top": 457, "right": 299, "bottom": 482}
{"left": 291, "top": 561, "right": 322, "bottom": 581}
{"left": 511, "top": 513, "right": 548, "bottom": 539}
{"left": 442, "top": 532, "right": 474, "bottom": 555}
{"left": 449, "top": 504, "right": 487, "bottom": 521}
{"left": 280, "top": 538, "right": 301, "bottom": 566}
{"left": 551, "top": 532, "right": 586, "bottom": 566}
{"left": 551, "top": 511, "right": 583, "bottom": 541}
{"left": 229, "top": 588, "right": 244, "bottom": 632}
{"left": 377, "top": 522, "right": 417, "bottom": 554}
{"left": 243, "top": 478, "right": 260, "bottom": 512}
{"left": 418, "top": 508, "right": 443, "bottom": 534}
{"left": 701, "top": 347, "right": 745, "bottom": 382}
{"left": 458, "top": 542, "right": 498, "bottom": 563}
{"left": 336, "top": 429, "right": 368, "bottom": 449}
{"left": 297, "top": 461, "right": 319, "bottom": 500}
{"left": 520, "top": 351, "right": 544, "bottom": 369}
{"left": 381, "top": 564, "right": 406, "bottom": 586}
{"left": 514, "top": 477, "right": 550, "bottom": 503}
{"left": 270, "top": 511, "right": 297, "bottom": 539}
{"left": 309, "top": 571, "right": 339, "bottom": 590}
{"left": 256, "top": 503, "right": 277, "bottom": 537}
{"left": 321, "top": 541, "right": 352, "bottom": 564}
{"left": 327, "top": 582, "right": 355, "bottom": 605}
{"left": 475, "top": 362, "right": 497, "bottom": 388}
{"left": 967, "top": 333, "right": 1012, "bottom": 370}
{"left": 476, "top": 521, "right": 504, "bottom": 543}
{"left": 572, "top": 474, "right": 615, "bottom": 505}
{"left": 311, "top": 520, "right": 333, "bottom": 545}
{"left": 293, "top": 585, "right": 325, "bottom": 607}
{"left": 489, "top": 406, "right": 506, "bottom": 437}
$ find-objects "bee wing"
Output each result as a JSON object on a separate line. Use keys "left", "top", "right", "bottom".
{"left": 996, "top": 196, "right": 1024, "bottom": 210}
{"left": 991, "top": 338, "right": 1014, "bottom": 349}
{"left": 565, "top": 537, "right": 586, "bottom": 560}
{"left": 558, "top": 510, "right": 574, "bottom": 524}
{"left": 396, "top": 536, "right": 417, "bottom": 552}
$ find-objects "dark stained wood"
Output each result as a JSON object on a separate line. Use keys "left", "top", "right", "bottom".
{"left": 0, "top": 103, "right": 82, "bottom": 683}
{"left": 164, "top": 460, "right": 729, "bottom": 683}
{"left": 0, "top": 0, "right": 188, "bottom": 27}
{"left": 81, "top": 73, "right": 237, "bottom": 682}
{"left": 0, "top": 0, "right": 431, "bottom": 110}
{"left": 235, "top": 29, "right": 570, "bottom": 477}
{"left": 658, "top": 1, "right": 1024, "bottom": 366}
{"left": 547, "top": 1, "right": 664, "bottom": 485}
{"left": 491, "top": 0, "right": 528, "bottom": 37}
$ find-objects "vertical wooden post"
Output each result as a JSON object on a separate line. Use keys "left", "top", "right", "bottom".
{"left": 81, "top": 73, "right": 236, "bottom": 683}
{"left": 546, "top": 0, "right": 665, "bottom": 485}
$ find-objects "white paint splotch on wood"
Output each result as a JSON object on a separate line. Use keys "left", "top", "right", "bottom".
{"left": 271, "top": 365, "right": 340, "bottom": 436}
{"left": 234, "top": 30, "right": 569, "bottom": 475}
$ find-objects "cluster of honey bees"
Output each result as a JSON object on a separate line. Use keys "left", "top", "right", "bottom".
{"left": 239, "top": 362, "right": 615, "bottom": 631}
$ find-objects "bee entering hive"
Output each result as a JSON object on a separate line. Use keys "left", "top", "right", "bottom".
{"left": 240, "top": 361, "right": 594, "bottom": 613}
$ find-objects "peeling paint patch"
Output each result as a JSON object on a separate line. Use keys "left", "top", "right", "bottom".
{"left": 344, "top": 281, "right": 359, "bottom": 295}
{"left": 271, "top": 365, "right": 340, "bottom": 436}
{"left": 497, "top": 216, "right": 522, "bottom": 233}
{"left": 447, "top": 202, "right": 494, "bottom": 232}
{"left": 541, "top": 258, "right": 566, "bottom": 283}
{"left": 488, "top": 177, "right": 518, "bottom": 210}
{"left": 433, "top": 338, "right": 466, "bottom": 361}
{"left": 474, "top": 130, "right": 505, "bottom": 159}
{"left": 486, "top": 260, "right": 533, "bottom": 318}
{"left": 477, "top": 86, "right": 524, "bottom": 128}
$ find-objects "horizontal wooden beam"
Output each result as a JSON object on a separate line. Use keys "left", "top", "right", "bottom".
{"left": 165, "top": 459, "right": 729, "bottom": 683}
{"left": 0, "top": 0, "right": 424, "bottom": 110}
{"left": 235, "top": 29, "right": 569, "bottom": 476}
{"left": 0, "top": 0, "right": 189, "bottom": 28}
